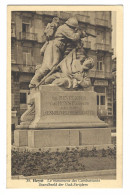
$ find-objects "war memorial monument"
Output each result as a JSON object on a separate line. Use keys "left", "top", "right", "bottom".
{"left": 13, "top": 16, "right": 111, "bottom": 149}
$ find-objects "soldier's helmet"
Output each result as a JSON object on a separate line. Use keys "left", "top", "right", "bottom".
{"left": 65, "top": 17, "right": 79, "bottom": 28}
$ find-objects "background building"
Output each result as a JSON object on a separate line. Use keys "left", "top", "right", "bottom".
{"left": 112, "top": 57, "right": 116, "bottom": 127}
{"left": 11, "top": 11, "right": 114, "bottom": 126}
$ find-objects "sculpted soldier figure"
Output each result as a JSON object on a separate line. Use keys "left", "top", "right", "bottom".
{"left": 29, "top": 17, "right": 81, "bottom": 88}
{"left": 44, "top": 39, "right": 94, "bottom": 89}
{"left": 40, "top": 17, "right": 60, "bottom": 56}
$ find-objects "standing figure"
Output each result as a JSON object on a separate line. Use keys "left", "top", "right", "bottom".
{"left": 29, "top": 17, "right": 81, "bottom": 88}
{"left": 40, "top": 17, "right": 60, "bottom": 56}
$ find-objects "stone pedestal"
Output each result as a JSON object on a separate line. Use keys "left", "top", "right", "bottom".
{"left": 14, "top": 128, "right": 111, "bottom": 148}
{"left": 14, "top": 86, "right": 111, "bottom": 148}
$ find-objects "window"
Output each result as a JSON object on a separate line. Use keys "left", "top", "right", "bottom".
{"left": 97, "top": 95, "right": 99, "bottom": 105}
{"left": 23, "top": 47, "right": 32, "bottom": 65}
{"left": 101, "top": 96, "right": 105, "bottom": 105}
{"left": 96, "top": 30, "right": 105, "bottom": 43}
{"left": 23, "top": 52, "right": 32, "bottom": 65}
{"left": 97, "top": 57, "right": 104, "bottom": 71}
{"left": 95, "top": 87, "right": 106, "bottom": 108}
{"left": 22, "top": 23, "right": 30, "bottom": 33}
{"left": 20, "top": 90, "right": 29, "bottom": 110}
{"left": 97, "top": 95, "right": 106, "bottom": 106}
{"left": 13, "top": 72, "right": 19, "bottom": 82}
{"left": 20, "top": 93, "right": 27, "bottom": 104}
{"left": 97, "top": 61, "right": 103, "bottom": 71}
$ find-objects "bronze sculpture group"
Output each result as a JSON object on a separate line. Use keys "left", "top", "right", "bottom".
{"left": 29, "top": 17, "right": 94, "bottom": 89}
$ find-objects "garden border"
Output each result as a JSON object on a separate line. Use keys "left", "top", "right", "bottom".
{"left": 12, "top": 144, "right": 115, "bottom": 153}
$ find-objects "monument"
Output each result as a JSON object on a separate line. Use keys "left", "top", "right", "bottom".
{"left": 13, "top": 17, "right": 111, "bottom": 148}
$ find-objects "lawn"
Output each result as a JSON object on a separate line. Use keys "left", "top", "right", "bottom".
{"left": 12, "top": 147, "right": 116, "bottom": 176}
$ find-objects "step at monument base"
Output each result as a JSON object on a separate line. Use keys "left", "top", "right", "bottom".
{"left": 14, "top": 128, "right": 111, "bottom": 148}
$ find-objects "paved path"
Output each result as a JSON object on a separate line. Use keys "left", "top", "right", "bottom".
{"left": 12, "top": 169, "right": 116, "bottom": 180}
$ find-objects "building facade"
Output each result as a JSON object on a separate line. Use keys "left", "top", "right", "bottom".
{"left": 112, "top": 57, "right": 116, "bottom": 127}
{"left": 11, "top": 11, "right": 114, "bottom": 126}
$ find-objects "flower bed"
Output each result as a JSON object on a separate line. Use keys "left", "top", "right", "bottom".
{"left": 12, "top": 147, "right": 116, "bottom": 176}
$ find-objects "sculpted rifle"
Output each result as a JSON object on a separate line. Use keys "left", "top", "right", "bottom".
{"left": 36, "top": 48, "right": 76, "bottom": 88}
{"left": 36, "top": 29, "right": 96, "bottom": 88}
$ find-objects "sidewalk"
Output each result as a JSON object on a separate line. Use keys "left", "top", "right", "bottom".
{"left": 12, "top": 169, "right": 116, "bottom": 180}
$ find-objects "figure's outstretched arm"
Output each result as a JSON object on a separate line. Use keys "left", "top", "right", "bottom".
{"left": 62, "top": 28, "right": 81, "bottom": 41}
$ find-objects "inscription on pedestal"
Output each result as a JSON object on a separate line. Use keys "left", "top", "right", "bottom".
{"left": 20, "top": 86, "right": 107, "bottom": 130}
{"left": 42, "top": 92, "right": 97, "bottom": 117}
